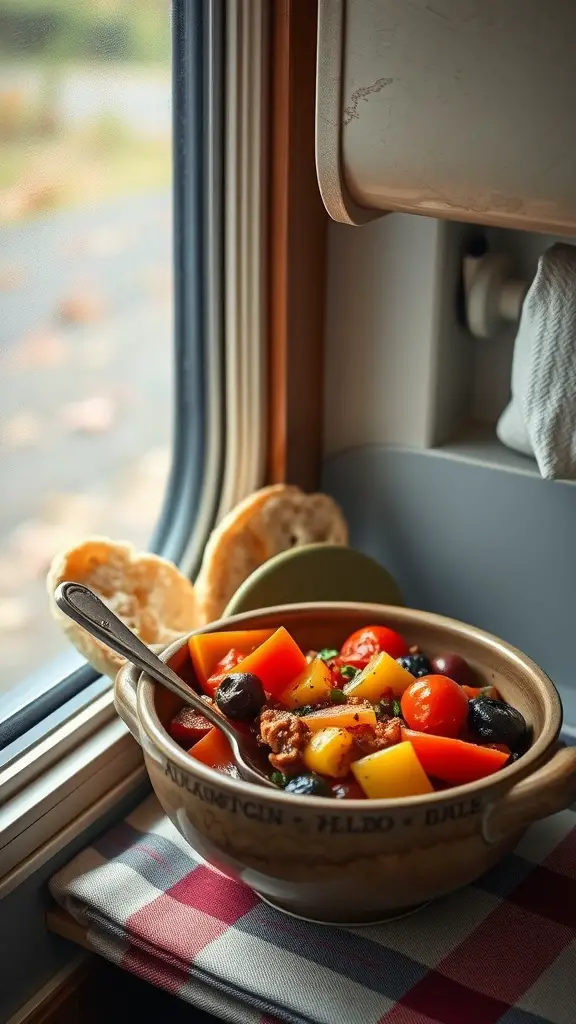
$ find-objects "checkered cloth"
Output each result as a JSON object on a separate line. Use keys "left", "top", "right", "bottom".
{"left": 49, "top": 792, "right": 576, "bottom": 1024}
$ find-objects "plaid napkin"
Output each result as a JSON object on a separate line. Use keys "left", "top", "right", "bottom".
{"left": 49, "top": 791, "right": 576, "bottom": 1024}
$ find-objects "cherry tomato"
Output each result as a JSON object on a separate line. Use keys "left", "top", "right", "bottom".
{"left": 339, "top": 625, "right": 409, "bottom": 668}
{"left": 401, "top": 675, "right": 468, "bottom": 738}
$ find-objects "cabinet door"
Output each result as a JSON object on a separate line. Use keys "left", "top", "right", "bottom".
{"left": 317, "top": 0, "right": 576, "bottom": 234}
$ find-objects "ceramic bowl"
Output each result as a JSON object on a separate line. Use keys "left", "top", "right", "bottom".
{"left": 114, "top": 602, "right": 576, "bottom": 924}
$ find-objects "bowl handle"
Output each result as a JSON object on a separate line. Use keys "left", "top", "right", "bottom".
{"left": 483, "top": 745, "right": 576, "bottom": 843}
{"left": 113, "top": 643, "right": 179, "bottom": 742}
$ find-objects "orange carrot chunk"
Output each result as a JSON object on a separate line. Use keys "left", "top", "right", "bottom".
{"left": 230, "top": 627, "right": 308, "bottom": 698}
{"left": 188, "top": 629, "right": 274, "bottom": 696}
{"left": 190, "top": 726, "right": 234, "bottom": 769}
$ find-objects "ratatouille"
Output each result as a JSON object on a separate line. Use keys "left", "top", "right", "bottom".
{"left": 168, "top": 624, "right": 529, "bottom": 799}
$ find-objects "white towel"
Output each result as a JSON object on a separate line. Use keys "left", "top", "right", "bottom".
{"left": 497, "top": 242, "right": 576, "bottom": 481}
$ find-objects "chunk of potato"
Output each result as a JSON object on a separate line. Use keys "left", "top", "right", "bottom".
{"left": 303, "top": 727, "right": 354, "bottom": 778}
{"left": 343, "top": 650, "right": 414, "bottom": 701}
{"left": 301, "top": 704, "right": 377, "bottom": 733}
{"left": 351, "top": 741, "right": 433, "bottom": 798}
{"left": 280, "top": 657, "right": 333, "bottom": 709}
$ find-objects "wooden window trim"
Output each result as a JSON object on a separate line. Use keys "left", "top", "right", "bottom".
{"left": 268, "top": 0, "right": 328, "bottom": 491}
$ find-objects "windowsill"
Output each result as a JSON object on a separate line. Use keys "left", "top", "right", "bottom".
{"left": 0, "top": 650, "right": 86, "bottom": 723}
{"left": 0, "top": 676, "right": 111, "bottom": 775}
{"left": 435, "top": 419, "right": 576, "bottom": 482}
{"left": 0, "top": 693, "right": 146, "bottom": 898}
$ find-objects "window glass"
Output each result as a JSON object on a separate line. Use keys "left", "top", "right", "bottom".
{"left": 0, "top": 1, "right": 173, "bottom": 694}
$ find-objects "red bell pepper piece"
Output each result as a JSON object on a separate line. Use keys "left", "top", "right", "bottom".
{"left": 203, "top": 648, "right": 246, "bottom": 698}
{"left": 462, "top": 684, "right": 500, "bottom": 701}
{"left": 483, "top": 742, "right": 511, "bottom": 756}
{"left": 229, "top": 627, "right": 307, "bottom": 698}
{"left": 168, "top": 706, "right": 212, "bottom": 746}
{"left": 401, "top": 728, "right": 509, "bottom": 785}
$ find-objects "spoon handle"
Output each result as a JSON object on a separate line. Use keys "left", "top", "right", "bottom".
{"left": 54, "top": 582, "right": 224, "bottom": 730}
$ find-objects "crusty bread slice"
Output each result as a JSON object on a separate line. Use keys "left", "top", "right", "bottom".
{"left": 195, "top": 485, "right": 348, "bottom": 623}
{"left": 46, "top": 537, "right": 200, "bottom": 679}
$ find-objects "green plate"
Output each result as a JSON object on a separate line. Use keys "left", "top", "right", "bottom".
{"left": 223, "top": 544, "right": 404, "bottom": 617}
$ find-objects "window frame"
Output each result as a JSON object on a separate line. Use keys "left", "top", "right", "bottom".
{"left": 267, "top": 0, "right": 328, "bottom": 491}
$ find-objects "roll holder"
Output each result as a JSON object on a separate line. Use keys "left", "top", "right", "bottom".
{"left": 463, "top": 250, "right": 529, "bottom": 340}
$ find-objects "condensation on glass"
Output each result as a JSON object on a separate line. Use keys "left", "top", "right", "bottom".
{"left": 0, "top": 1, "right": 173, "bottom": 691}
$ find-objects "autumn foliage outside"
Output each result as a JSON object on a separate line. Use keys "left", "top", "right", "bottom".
{"left": 0, "top": 0, "right": 173, "bottom": 691}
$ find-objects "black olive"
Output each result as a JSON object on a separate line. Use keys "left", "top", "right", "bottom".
{"left": 505, "top": 751, "right": 522, "bottom": 767}
{"left": 215, "top": 672, "right": 266, "bottom": 721}
{"left": 397, "top": 654, "right": 431, "bottom": 678}
{"left": 430, "top": 653, "right": 473, "bottom": 685}
{"left": 468, "top": 697, "right": 528, "bottom": 752}
{"left": 284, "top": 773, "right": 334, "bottom": 797}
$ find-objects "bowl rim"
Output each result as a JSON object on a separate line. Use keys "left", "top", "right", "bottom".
{"left": 135, "top": 601, "right": 563, "bottom": 811}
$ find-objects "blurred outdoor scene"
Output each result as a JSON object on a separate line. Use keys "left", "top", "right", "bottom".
{"left": 0, "top": 1, "right": 173, "bottom": 693}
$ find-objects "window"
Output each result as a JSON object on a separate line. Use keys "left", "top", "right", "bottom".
{"left": 0, "top": 0, "right": 219, "bottom": 759}
{"left": 0, "top": 2, "right": 173, "bottom": 704}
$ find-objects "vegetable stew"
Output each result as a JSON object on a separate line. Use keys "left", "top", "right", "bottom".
{"left": 168, "top": 624, "right": 530, "bottom": 799}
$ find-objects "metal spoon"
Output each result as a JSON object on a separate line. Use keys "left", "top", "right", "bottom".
{"left": 55, "top": 581, "right": 276, "bottom": 790}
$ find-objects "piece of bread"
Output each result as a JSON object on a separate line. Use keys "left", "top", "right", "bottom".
{"left": 46, "top": 537, "right": 200, "bottom": 679}
{"left": 195, "top": 485, "right": 348, "bottom": 623}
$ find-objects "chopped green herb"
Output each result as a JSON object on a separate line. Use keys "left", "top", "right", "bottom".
{"left": 374, "top": 698, "right": 394, "bottom": 721}
{"left": 271, "top": 771, "right": 288, "bottom": 788}
{"left": 374, "top": 697, "right": 404, "bottom": 720}
{"left": 330, "top": 688, "right": 347, "bottom": 703}
{"left": 293, "top": 705, "right": 316, "bottom": 717}
{"left": 338, "top": 664, "right": 357, "bottom": 680}
{"left": 318, "top": 648, "right": 339, "bottom": 662}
